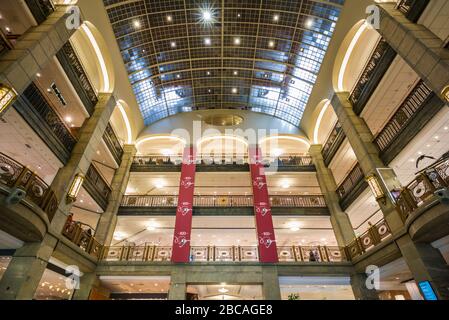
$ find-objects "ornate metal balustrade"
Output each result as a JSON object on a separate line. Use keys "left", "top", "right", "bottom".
{"left": 396, "top": 155, "right": 449, "bottom": 222}
{"left": 349, "top": 38, "right": 397, "bottom": 115}
{"left": 14, "top": 82, "right": 78, "bottom": 164}
{"left": 321, "top": 122, "right": 346, "bottom": 166}
{"left": 374, "top": 81, "right": 444, "bottom": 164}
{"left": 336, "top": 163, "right": 369, "bottom": 210}
{"left": 101, "top": 244, "right": 347, "bottom": 263}
{"left": 0, "top": 152, "right": 58, "bottom": 220}
{"left": 0, "top": 30, "right": 13, "bottom": 57}
{"left": 345, "top": 219, "right": 392, "bottom": 260}
{"left": 25, "top": 0, "right": 54, "bottom": 24}
{"left": 131, "top": 154, "right": 314, "bottom": 172}
{"left": 397, "top": 0, "right": 430, "bottom": 23}
{"left": 62, "top": 218, "right": 102, "bottom": 259}
{"left": 121, "top": 194, "right": 327, "bottom": 208}
{"left": 83, "top": 164, "right": 111, "bottom": 211}
{"left": 103, "top": 123, "right": 124, "bottom": 165}
{"left": 56, "top": 42, "right": 98, "bottom": 115}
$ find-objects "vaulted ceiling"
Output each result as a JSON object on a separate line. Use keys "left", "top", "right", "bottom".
{"left": 103, "top": 0, "right": 344, "bottom": 126}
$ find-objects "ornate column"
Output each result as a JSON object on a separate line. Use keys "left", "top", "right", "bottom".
{"left": 332, "top": 92, "right": 449, "bottom": 300}
{"left": 0, "top": 236, "right": 57, "bottom": 300}
{"left": 309, "top": 145, "right": 356, "bottom": 247}
{"left": 49, "top": 93, "right": 117, "bottom": 233}
{"left": 0, "top": 94, "right": 116, "bottom": 299}
{"left": 350, "top": 273, "right": 379, "bottom": 300}
{"left": 94, "top": 144, "right": 137, "bottom": 246}
{"left": 0, "top": 5, "right": 80, "bottom": 114}
{"left": 376, "top": 3, "right": 449, "bottom": 104}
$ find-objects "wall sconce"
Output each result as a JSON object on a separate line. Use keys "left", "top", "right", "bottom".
{"left": 0, "top": 83, "right": 17, "bottom": 115}
{"left": 66, "top": 174, "right": 84, "bottom": 204}
{"left": 442, "top": 85, "right": 449, "bottom": 103}
{"left": 366, "top": 174, "right": 386, "bottom": 204}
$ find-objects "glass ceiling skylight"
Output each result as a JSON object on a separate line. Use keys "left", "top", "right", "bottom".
{"left": 103, "top": 0, "right": 345, "bottom": 126}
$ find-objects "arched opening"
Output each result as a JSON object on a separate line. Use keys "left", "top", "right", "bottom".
{"left": 69, "top": 21, "right": 115, "bottom": 93}
{"left": 332, "top": 20, "right": 381, "bottom": 93}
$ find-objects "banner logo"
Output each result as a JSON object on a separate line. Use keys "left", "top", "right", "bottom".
{"left": 259, "top": 233, "right": 276, "bottom": 249}
{"left": 180, "top": 176, "right": 194, "bottom": 189}
{"left": 253, "top": 177, "right": 267, "bottom": 190}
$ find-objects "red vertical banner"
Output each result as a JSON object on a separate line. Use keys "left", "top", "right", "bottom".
{"left": 249, "top": 145, "right": 278, "bottom": 263}
{"left": 171, "top": 146, "right": 196, "bottom": 263}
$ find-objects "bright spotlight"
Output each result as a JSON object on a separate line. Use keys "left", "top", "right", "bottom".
{"left": 203, "top": 10, "right": 212, "bottom": 21}
{"left": 197, "top": 5, "right": 217, "bottom": 26}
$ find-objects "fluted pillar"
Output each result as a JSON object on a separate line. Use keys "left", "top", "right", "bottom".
{"left": 309, "top": 145, "right": 356, "bottom": 247}
{"left": 94, "top": 144, "right": 137, "bottom": 246}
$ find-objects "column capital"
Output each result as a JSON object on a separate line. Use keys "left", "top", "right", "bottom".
{"left": 122, "top": 144, "right": 137, "bottom": 155}
{"left": 308, "top": 144, "right": 324, "bottom": 157}
{"left": 376, "top": 3, "right": 449, "bottom": 103}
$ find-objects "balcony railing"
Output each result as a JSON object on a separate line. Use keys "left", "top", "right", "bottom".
{"left": 121, "top": 194, "right": 327, "bottom": 208}
{"left": 374, "top": 81, "right": 443, "bottom": 164}
{"left": 349, "top": 38, "right": 397, "bottom": 115}
{"left": 396, "top": 154, "right": 449, "bottom": 222}
{"left": 0, "top": 30, "right": 13, "bottom": 57}
{"left": 131, "top": 155, "right": 314, "bottom": 172}
{"left": 336, "top": 163, "right": 368, "bottom": 210}
{"left": 345, "top": 219, "right": 392, "bottom": 260}
{"left": 103, "top": 123, "right": 124, "bottom": 165}
{"left": 83, "top": 164, "right": 111, "bottom": 211}
{"left": 56, "top": 42, "right": 98, "bottom": 115}
{"left": 0, "top": 152, "right": 58, "bottom": 220}
{"left": 14, "top": 82, "right": 78, "bottom": 164}
{"left": 321, "top": 122, "right": 346, "bottom": 166}
{"left": 25, "top": 0, "right": 54, "bottom": 24}
{"left": 62, "top": 218, "right": 102, "bottom": 259}
{"left": 101, "top": 244, "right": 347, "bottom": 263}
{"left": 397, "top": 0, "right": 430, "bottom": 23}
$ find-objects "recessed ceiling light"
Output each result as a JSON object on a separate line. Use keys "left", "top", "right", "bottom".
{"left": 444, "top": 126, "right": 448, "bottom": 130}
{"left": 281, "top": 181, "right": 290, "bottom": 189}
{"left": 166, "top": 15, "right": 173, "bottom": 22}
{"left": 146, "top": 225, "right": 157, "bottom": 231}
{"left": 273, "top": 15, "right": 279, "bottom": 22}
{"left": 237, "top": 13, "right": 241, "bottom": 18}
{"left": 435, "top": 136, "right": 439, "bottom": 140}
{"left": 36, "top": 73, "right": 41, "bottom": 78}
{"left": 233, "top": 37, "right": 241, "bottom": 45}
{"left": 202, "top": 10, "right": 212, "bottom": 21}
{"left": 133, "top": 20, "right": 141, "bottom": 28}
{"left": 170, "top": 41, "right": 176, "bottom": 48}
{"left": 204, "top": 37, "right": 211, "bottom": 45}
{"left": 5, "top": 26, "right": 11, "bottom": 33}
{"left": 155, "top": 181, "right": 165, "bottom": 189}
{"left": 305, "top": 18, "right": 314, "bottom": 28}
{"left": 176, "top": 74, "right": 181, "bottom": 79}
{"left": 268, "top": 40, "right": 275, "bottom": 48}
{"left": 65, "top": 116, "right": 72, "bottom": 123}
{"left": 233, "top": 70, "right": 238, "bottom": 75}
{"left": 272, "top": 148, "right": 283, "bottom": 157}
{"left": 206, "top": 71, "right": 211, "bottom": 75}
{"left": 231, "top": 88, "right": 238, "bottom": 93}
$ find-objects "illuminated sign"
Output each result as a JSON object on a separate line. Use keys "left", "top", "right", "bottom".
{"left": 418, "top": 281, "right": 438, "bottom": 300}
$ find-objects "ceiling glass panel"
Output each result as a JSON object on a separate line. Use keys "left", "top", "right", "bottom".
{"left": 103, "top": 0, "right": 345, "bottom": 126}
